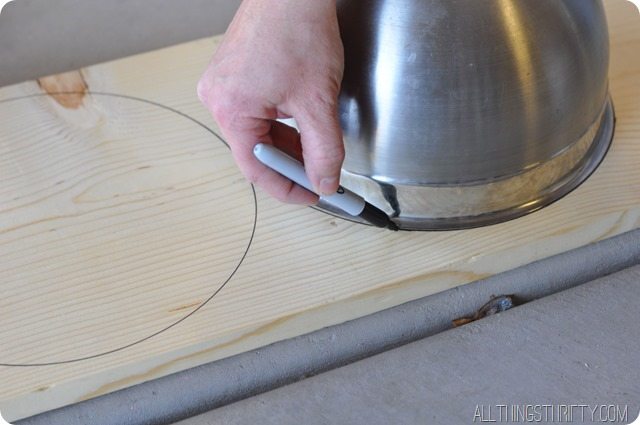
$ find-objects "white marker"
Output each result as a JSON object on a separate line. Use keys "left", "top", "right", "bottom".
{"left": 253, "top": 143, "right": 398, "bottom": 231}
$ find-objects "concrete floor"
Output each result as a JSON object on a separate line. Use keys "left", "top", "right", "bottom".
{"left": 178, "top": 265, "right": 640, "bottom": 425}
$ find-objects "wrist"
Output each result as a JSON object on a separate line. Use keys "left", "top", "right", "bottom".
{"left": 240, "top": 0, "right": 337, "bottom": 22}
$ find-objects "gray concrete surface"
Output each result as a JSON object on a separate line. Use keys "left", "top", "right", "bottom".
{"left": 0, "top": 0, "right": 241, "bottom": 87}
{"left": 179, "top": 265, "right": 640, "bottom": 425}
{"left": 17, "top": 229, "right": 640, "bottom": 425}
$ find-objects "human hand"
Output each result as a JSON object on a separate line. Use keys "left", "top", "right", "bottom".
{"left": 197, "top": 0, "right": 345, "bottom": 204}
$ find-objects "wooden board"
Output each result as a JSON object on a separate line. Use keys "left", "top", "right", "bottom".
{"left": 0, "top": 0, "right": 639, "bottom": 420}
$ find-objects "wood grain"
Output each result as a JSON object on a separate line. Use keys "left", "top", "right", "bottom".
{"left": 1, "top": 0, "right": 639, "bottom": 420}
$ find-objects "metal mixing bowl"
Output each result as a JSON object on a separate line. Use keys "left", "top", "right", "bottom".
{"left": 332, "top": 0, "right": 615, "bottom": 230}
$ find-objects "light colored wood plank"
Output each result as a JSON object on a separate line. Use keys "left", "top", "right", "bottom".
{"left": 1, "top": 0, "right": 639, "bottom": 420}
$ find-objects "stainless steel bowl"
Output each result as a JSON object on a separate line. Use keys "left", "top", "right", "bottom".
{"left": 332, "top": 0, "right": 615, "bottom": 230}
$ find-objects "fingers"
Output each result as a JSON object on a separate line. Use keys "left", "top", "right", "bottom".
{"left": 231, "top": 137, "right": 319, "bottom": 205}
{"left": 198, "top": 72, "right": 315, "bottom": 204}
{"left": 197, "top": 50, "right": 344, "bottom": 204}
{"left": 195, "top": 0, "right": 345, "bottom": 206}
{"left": 204, "top": 97, "right": 318, "bottom": 204}
{"left": 293, "top": 92, "right": 345, "bottom": 196}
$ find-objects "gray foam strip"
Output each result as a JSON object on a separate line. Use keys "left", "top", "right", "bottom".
{"left": 17, "top": 229, "right": 640, "bottom": 425}
{"left": 182, "top": 265, "right": 640, "bottom": 425}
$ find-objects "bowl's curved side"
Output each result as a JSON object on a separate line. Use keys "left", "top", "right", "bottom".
{"left": 326, "top": 96, "right": 615, "bottom": 230}
{"left": 338, "top": 0, "right": 611, "bottom": 185}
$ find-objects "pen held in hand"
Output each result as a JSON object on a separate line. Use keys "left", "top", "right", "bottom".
{"left": 253, "top": 143, "right": 398, "bottom": 231}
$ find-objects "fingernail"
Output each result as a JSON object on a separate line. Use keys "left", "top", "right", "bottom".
{"left": 319, "top": 177, "right": 339, "bottom": 196}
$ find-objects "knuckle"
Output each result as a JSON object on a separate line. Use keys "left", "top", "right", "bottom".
{"left": 247, "top": 167, "right": 299, "bottom": 204}
{"left": 210, "top": 101, "right": 232, "bottom": 125}
{"left": 204, "top": 83, "right": 258, "bottom": 132}
{"left": 196, "top": 77, "right": 210, "bottom": 105}
{"left": 307, "top": 144, "right": 345, "bottom": 167}
{"left": 254, "top": 176, "right": 288, "bottom": 203}
{"left": 209, "top": 92, "right": 242, "bottom": 129}
{"left": 270, "top": 189, "right": 290, "bottom": 204}
{"left": 306, "top": 86, "right": 338, "bottom": 113}
{"left": 239, "top": 165, "right": 260, "bottom": 185}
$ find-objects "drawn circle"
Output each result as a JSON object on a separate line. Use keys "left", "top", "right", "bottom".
{"left": 0, "top": 92, "right": 257, "bottom": 366}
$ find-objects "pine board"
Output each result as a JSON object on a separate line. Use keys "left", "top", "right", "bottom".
{"left": 0, "top": 0, "right": 639, "bottom": 421}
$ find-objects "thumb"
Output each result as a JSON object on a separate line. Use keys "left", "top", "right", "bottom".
{"left": 294, "top": 98, "right": 345, "bottom": 196}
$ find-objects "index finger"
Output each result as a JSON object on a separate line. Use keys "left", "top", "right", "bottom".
{"left": 221, "top": 116, "right": 319, "bottom": 205}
